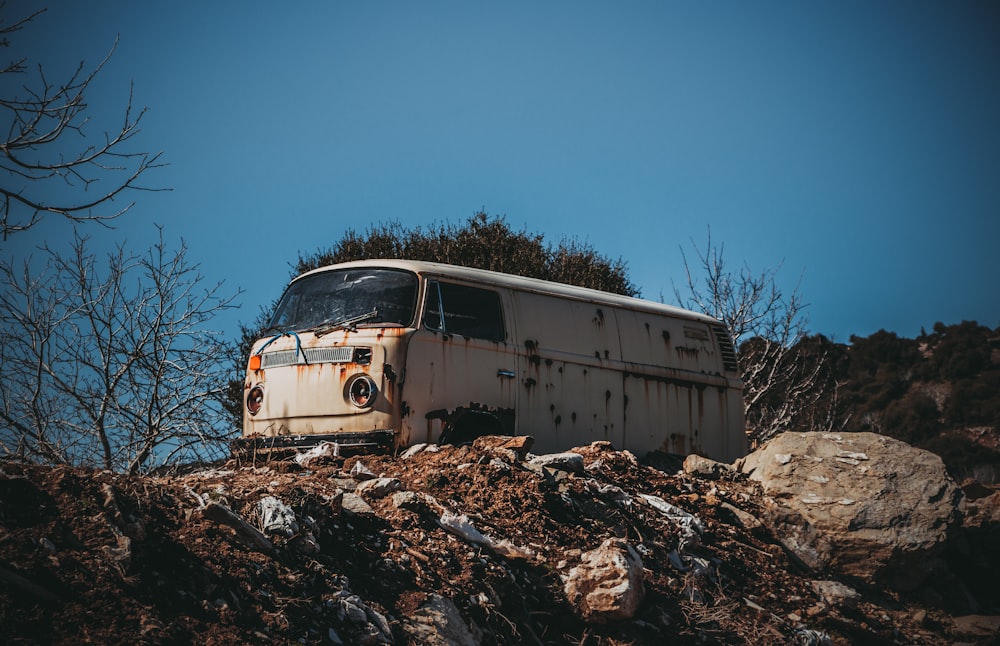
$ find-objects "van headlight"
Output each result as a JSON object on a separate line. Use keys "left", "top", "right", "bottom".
{"left": 345, "top": 374, "right": 377, "bottom": 408}
{"left": 247, "top": 385, "right": 264, "bottom": 416}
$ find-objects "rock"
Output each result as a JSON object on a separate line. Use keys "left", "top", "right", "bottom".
{"left": 438, "top": 511, "right": 491, "bottom": 546}
{"left": 102, "top": 534, "right": 133, "bottom": 575}
{"left": 391, "top": 490, "right": 436, "bottom": 513}
{"left": 356, "top": 477, "right": 403, "bottom": 500}
{"left": 571, "top": 442, "right": 641, "bottom": 473}
{"left": 717, "top": 501, "right": 762, "bottom": 530}
{"left": 324, "top": 489, "right": 345, "bottom": 514}
{"left": 793, "top": 628, "right": 833, "bottom": 645}
{"left": 811, "top": 580, "right": 860, "bottom": 609}
{"left": 398, "top": 594, "right": 478, "bottom": 646}
{"left": 390, "top": 491, "right": 416, "bottom": 509}
{"left": 472, "top": 434, "right": 534, "bottom": 460}
{"left": 683, "top": 454, "right": 734, "bottom": 480}
{"left": 948, "top": 614, "right": 1000, "bottom": 640}
{"left": 486, "top": 457, "right": 512, "bottom": 471}
{"left": 400, "top": 443, "right": 429, "bottom": 459}
{"left": 291, "top": 531, "right": 320, "bottom": 555}
{"left": 4, "top": 441, "right": 993, "bottom": 644}
{"left": 955, "top": 484, "right": 1000, "bottom": 614}
{"left": 256, "top": 495, "right": 298, "bottom": 537}
{"left": 437, "top": 511, "right": 534, "bottom": 560}
{"left": 330, "top": 590, "right": 393, "bottom": 644}
{"left": 740, "top": 432, "right": 961, "bottom": 589}
{"left": 642, "top": 451, "right": 685, "bottom": 474}
{"left": 527, "top": 452, "right": 585, "bottom": 474}
{"left": 341, "top": 492, "right": 375, "bottom": 515}
{"left": 960, "top": 487, "right": 1000, "bottom": 528}
{"left": 201, "top": 502, "right": 275, "bottom": 554}
{"left": 563, "top": 538, "right": 645, "bottom": 623}
{"left": 294, "top": 441, "right": 340, "bottom": 467}
{"left": 638, "top": 493, "right": 704, "bottom": 551}
{"left": 350, "top": 461, "right": 377, "bottom": 481}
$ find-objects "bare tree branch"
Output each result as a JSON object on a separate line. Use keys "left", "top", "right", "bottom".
{"left": 0, "top": 229, "right": 241, "bottom": 473}
{"left": 0, "top": 5, "right": 167, "bottom": 241}
{"left": 674, "top": 229, "right": 836, "bottom": 444}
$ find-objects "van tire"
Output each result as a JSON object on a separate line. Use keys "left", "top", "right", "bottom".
{"left": 441, "top": 410, "right": 504, "bottom": 446}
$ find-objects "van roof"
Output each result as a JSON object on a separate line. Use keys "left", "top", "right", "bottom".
{"left": 294, "top": 259, "right": 722, "bottom": 325}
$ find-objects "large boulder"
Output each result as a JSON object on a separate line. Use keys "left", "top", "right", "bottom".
{"left": 563, "top": 538, "right": 645, "bottom": 623}
{"left": 739, "top": 431, "right": 962, "bottom": 590}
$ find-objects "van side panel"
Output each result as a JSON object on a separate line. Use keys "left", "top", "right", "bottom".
{"left": 621, "top": 374, "right": 743, "bottom": 461}
{"left": 615, "top": 310, "right": 745, "bottom": 461}
{"left": 615, "top": 310, "right": 722, "bottom": 373}
{"left": 511, "top": 291, "right": 625, "bottom": 452}
{"left": 513, "top": 291, "right": 746, "bottom": 461}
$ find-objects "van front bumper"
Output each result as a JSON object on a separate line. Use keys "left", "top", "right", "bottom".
{"left": 232, "top": 429, "right": 395, "bottom": 457}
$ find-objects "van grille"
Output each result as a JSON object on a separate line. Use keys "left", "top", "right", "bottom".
{"left": 260, "top": 346, "right": 359, "bottom": 369}
{"left": 711, "top": 324, "right": 739, "bottom": 373}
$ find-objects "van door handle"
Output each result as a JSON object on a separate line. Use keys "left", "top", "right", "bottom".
{"left": 497, "top": 369, "right": 516, "bottom": 379}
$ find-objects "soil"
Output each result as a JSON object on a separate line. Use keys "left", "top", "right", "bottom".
{"left": 1, "top": 439, "right": 997, "bottom": 645}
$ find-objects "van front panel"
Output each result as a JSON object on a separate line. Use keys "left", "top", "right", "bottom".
{"left": 242, "top": 329, "right": 408, "bottom": 441}
{"left": 241, "top": 267, "right": 419, "bottom": 449}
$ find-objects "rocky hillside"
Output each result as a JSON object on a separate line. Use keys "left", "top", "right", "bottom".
{"left": 2, "top": 434, "right": 998, "bottom": 645}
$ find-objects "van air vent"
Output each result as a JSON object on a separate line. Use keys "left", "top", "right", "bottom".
{"left": 260, "top": 346, "right": 358, "bottom": 369}
{"left": 711, "top": 324, "right": 739, "bottom": 373}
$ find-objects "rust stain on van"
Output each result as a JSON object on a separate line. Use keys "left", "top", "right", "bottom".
{"left": 676, "top": 345, "right": 700, "bottom": 360}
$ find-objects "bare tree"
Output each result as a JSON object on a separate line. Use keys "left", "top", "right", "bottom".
{"left": 0, "top": 229, "right": 240, "bottom": 473}
{"left": 0, "top": 5, "right": 165, "bottom": 241}
{"left": 674, "top": 231, "right": 834, "bottom": 445}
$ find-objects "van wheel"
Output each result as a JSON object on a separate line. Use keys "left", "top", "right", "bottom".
{"left": 440, "top": 411, "right": 503, "bottom": 446}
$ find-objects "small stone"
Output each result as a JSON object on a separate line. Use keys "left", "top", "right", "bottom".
{"left": 527, "top": 452, "right": 585, "bottom": 473}
{"left": 356, "top": 477, "right": 402, "bottom": 500}
{"left": 341, "top": 493, "right": 375, "bottom": 515}
{"left": 682, "top": 454, "right": 733, "bottom": 479}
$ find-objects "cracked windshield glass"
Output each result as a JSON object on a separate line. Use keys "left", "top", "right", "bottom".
{"left": 268, "top": 268, "right": 418, "bottom": 332}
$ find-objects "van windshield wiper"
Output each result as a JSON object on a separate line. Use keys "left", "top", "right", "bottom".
{"left": 309, "top": 309, "right": 379, "bottom": 337}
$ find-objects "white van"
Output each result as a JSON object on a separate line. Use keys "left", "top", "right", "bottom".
{"left": 237, "top": 259, "right": 747, "bottom": 462}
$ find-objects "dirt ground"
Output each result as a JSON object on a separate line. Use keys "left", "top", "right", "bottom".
{"left": 1, "top": 439, "right": 998, "bottom": 645}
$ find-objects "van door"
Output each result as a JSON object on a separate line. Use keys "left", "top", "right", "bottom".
{"left": 401, "top": 280, "right": 518, "bottom": 444}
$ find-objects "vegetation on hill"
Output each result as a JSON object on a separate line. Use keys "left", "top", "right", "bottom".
{"left": 295, "top": 212, "right": 638, "bottom": 297}
{"left": 767, "top": 322, "right": 1000, "bottom": 482}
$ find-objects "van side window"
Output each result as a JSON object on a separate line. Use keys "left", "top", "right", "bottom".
{"left": 423, "top": 281, "right": 505, "bottom": 341}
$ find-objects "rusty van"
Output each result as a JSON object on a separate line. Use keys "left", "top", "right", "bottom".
{"left": 236, "top": 259, "right": 747, "bottom": 462}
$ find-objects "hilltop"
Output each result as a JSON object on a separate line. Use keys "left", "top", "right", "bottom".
{"left": 2, "top": 434, "right": 998, "bottom": 645}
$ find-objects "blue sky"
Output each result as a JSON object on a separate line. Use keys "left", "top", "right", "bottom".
{"left": 10, "top": 0, "right": 1000, "bottom": 343}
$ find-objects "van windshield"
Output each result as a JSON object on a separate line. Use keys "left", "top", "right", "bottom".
{"left": 268, "top": 268, "right": 418, "bottom": 332}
